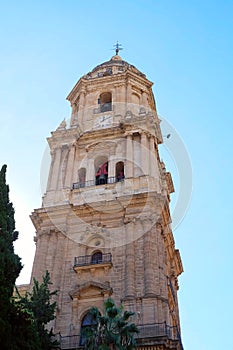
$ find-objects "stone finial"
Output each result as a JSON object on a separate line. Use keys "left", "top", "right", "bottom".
{"left": 56, "top": 119, "right": 66, "bottom": 131}
{"left": 111, "top": 54, "right": 122, "bottom": 61}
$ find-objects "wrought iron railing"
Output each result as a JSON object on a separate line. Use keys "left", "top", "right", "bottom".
{"left": 72, "top": 176, "right": 125, "bottom": 189}
{"left": 136, "top": 322, "right": 180, "bottom": 340}
{"left": 55, "top": 334, "right": 81, "bottom": 350}
{"left": 93, "top": 102, "right": 113, "bottom": 114}
{"left": 74, "top": 253, "right": 112, "bottom": 267}
{"left": 136, "top": 322, "right": 184, "bottom": 350}
{"left": 55, "top": 322, "right": 183, "bottom": 349}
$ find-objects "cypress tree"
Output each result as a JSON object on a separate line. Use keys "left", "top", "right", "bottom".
{"left": 0, "top": 164, "right": 22, "bottom": 346}
{"left": 0, "top": 165, "right": 58, "bottom": 349}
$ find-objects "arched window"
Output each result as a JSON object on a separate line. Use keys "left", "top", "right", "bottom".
{"left": 91, "top": 251, "right": 103, "bottom": 264}
{"left": 132, "top": 92, "right": 140, "bottom": 105}
{"left": 80, "top": 311, "right": 98, "bottom": 346}
{"left": 95, "top": 156, "right": 108, "bottom": 185}
{"left": 78, "top": 168, "right": 86, "bottom": 188}
{"left": 116, "top": 161, "right": 125, "bottom": 182}
{"left": 99, "top": 92, "right": 112, "bottom": 112}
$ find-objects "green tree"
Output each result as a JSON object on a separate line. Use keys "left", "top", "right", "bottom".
{"left": 0, "top": 164, "right": 22, "bottom": 347}
{"left": 21, "top": 270, "right": 59, "bottom": 350}
{"left": 0, "top": 165, "right": 58, "bottom": 349}
{"left": 10, "top": 297, "right": 41, "bottom": 350}
{"left": 83, "top": 298, "right": 139, "bottom": 350}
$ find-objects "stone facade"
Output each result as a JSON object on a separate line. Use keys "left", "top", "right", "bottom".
{"left": 29, "top": 54, "right": 184, "bottom": 349}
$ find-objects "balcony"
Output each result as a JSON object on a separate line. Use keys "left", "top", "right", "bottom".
{"left": 71, "top": 176, "right": 160, "bottom": 211}
{"left": 136, "top": 322, "right": 183, "bottom": 349}
{"left": 74, "top": 253, "right": 112, "bottom": 267}
{"left": 73, "top": 253, "right": 112, "bottom": 274}
{"left": 93, "top": 102, "right": 112, "bottom": 114}
{"left": 54, "top": 322, "right": 184, "bottom": 350}
{"left": 73, "top": 176, "right": 124, "bottom": 190}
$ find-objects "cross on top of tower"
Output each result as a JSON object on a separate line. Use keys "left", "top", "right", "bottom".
{"left": 113, "top": 41, "right": 123, "bottom": 55}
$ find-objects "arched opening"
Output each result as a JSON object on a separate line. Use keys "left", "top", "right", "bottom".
{"left": 132, "top": 92, "right": 140, "bottom": 105}
{"left": 80, "top": 310, "right": 99, "bottom": 346}
{"left": 99, "top": 92, "right": 112, "bottom": 112}
{"left": 95, "top": 156, "right": 108, "bottom": 185}
{"left": 91, "top": 251, "right": 103, "bottom": 264}
{"left": 116, "top": 161, "right": 125, "bottom": 182}
{"left": 78, "top": 168, "right": 86, "bottom": 188}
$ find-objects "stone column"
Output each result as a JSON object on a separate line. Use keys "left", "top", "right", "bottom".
{"left": 126, "top": 82, "right": 132, "bottom": 104}
{"left": 79, "top": 90, "right": 85, "bottom": 122}
{"left": 117, "top": 84, "right": 125, "bottom": 116}
{"left": 150, "top": 137, "right": 160, "bottom": 176}
{"left": 70, "top": 102, "right": 78, "bottom": 126}
{"left": 141, "top": 90, "right": 147, "bottom": 106}
{"left": 149, "top": 137, "right": 155, "bottom": 177}
{"left": 149, "top": 137, "right": 160, "bottom": 192}
{"left": 141, "top": 133, "right": 149, "bottom": 176}
{"left": 124, "top": 223, "right": 135, "bottom": 298}
{"left": 57, "top": 145, "right": 69, "bottom": 190}
{"left": 47, "top": 231, "right": 57, "bottom": 272}
{"left": 153, "top": 224, "right": 160, "bottom": 296}
{"left": 126, "top": 134, "right": 133, "bottom": 178}
{"left": 86, "top": 158, "right": 94, "bottom": 183}
{"left": 71, "top": 102, "right": 77, "bottom": 117}
{"left": 113, "top": 85, "right": 118, "bottom": 105}
{"left": 30, "top": 234, "right": 42, "bottom": 281}
{"left": 49, "top": 147, "right": 62, "bottom": 191}
{"left": 156, "top": 224, "right": 167, "bottom": 299}
{"left": 108, "top": 157, "right": 115, "bottom": 182}
{"left": 46, "top": 149, "right": 55, "bottom": 192}
{"left": 143, "top": 219, "right": 156, "bottom": 296}
{"left": 64, "top": 144, "right": 76, "bottom": 188}
{"left": 35, "top": 232, "right": 49, "bottom": 279}
{"left": 125, "top": 81, "right": 131, "bottom": 115}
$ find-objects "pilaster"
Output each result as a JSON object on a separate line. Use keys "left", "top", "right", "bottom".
{"left": 124, "top": 223, "right": 135, "bottom": 298}
{"left": 143, "top": 219, "right": 156, "bottom": 296}
{"left": 64, "top": 144, "right": 76, "bottom": 188}
{"left": 126, "top": 134, "right": 133, "bottom": 178}
{"left": 50, "top": 146, "right": 62, "bottom": 191}
{"left": 141, "top": 132, "right": 149, "bottom": 176}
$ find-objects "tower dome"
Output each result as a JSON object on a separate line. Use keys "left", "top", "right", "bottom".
{"left": 66, "top": 54, "right": 162, "bottom": 146}
{"left": 82, "top": 54, "right": 146, "bottom": 80}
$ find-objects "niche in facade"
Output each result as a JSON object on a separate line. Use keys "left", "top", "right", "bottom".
{"left": 98, "top": 92, "right": 112, "bottom": 112}
{"left": 78, "top": 168, "right": 86, "bottom": 188}
{"left": 115, "top": 161, "right": 125, "bottom": 182}
{"left": 91, "top": 251, "right": 103, "bottom": 264}
{"left": 95, "top": 156, "right": 108, "bottom": 185}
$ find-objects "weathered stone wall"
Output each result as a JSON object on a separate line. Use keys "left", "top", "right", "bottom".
{"left": 30, "top": 55, "right": 183, "bottom": 347}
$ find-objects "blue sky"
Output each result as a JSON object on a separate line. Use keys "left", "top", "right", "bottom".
{"left": 0, "top": 1, "right": 233, "bottom": 349}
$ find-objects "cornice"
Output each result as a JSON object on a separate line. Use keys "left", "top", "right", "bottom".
{"left": 66, "top": 70, "right": 153, "bottom": 103}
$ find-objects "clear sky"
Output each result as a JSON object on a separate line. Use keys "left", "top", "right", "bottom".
{"left": 0, "top": 1, "right": 232, "bottom": 349}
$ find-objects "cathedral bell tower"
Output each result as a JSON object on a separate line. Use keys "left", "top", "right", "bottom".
{"left": 30, "top": 51, "right": 184, "bottom": 349}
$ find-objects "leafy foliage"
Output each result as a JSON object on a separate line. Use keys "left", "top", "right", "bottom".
{"left": 20, "top": 270, "right": 59, "bottom": 350}
{"left": 0, "top": 165, "right": 23, "bottom": 347}
{"left": 83, "top": 298, "right": 139, "bottom": 350}
{"left": 0, "top": 165, "right": 58, "bottom": 349}
{"left": 9, "top": 298, "right": 41, "bottom": 350}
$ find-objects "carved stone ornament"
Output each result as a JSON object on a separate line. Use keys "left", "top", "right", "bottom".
{"left": 56, "top": 119, "right": 67, "bottom": 131}
{"left": 69, "top": 281, "right": 112, "bottom": 300}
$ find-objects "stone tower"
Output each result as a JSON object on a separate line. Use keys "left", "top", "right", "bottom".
{"left": 30, "top": 52, "right": 184, "bottom": 349}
